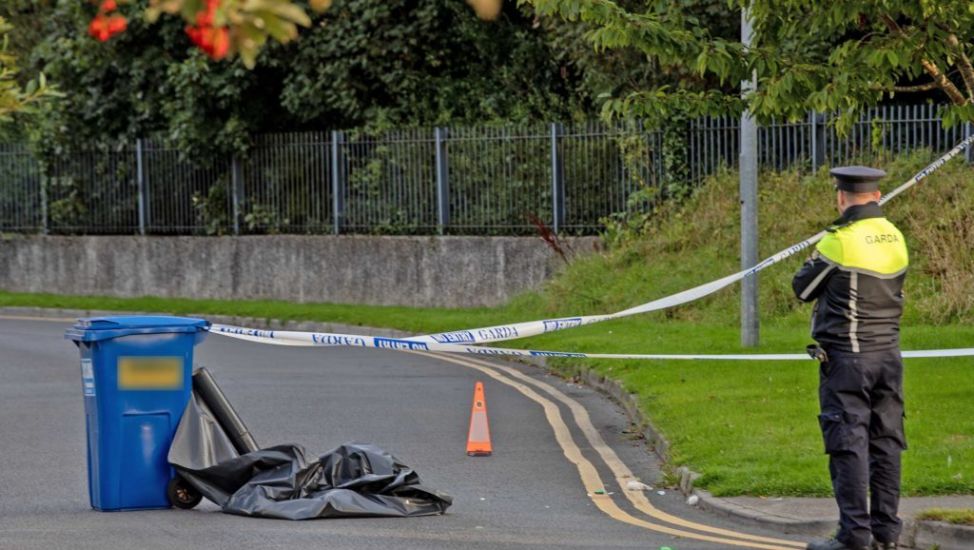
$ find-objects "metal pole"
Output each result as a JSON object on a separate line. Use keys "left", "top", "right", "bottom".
{"left": 966, "top": 122, "right": 973, "bottom": 164}
{"left": 231, "top": 156, "right": 243, "bottom": 235}
{"left": 435, "top": 127, "right": 450, "bottom": 234}
{"left": 331, "top": 131, "right": 345, "bottom": 235}
{"left": 136, "top": 139, "right": 147, "bottom": 235}
{"left": 814, "top": 112, "right": 826, "bottom": 171}
{"left": 809, "top": 111, "right": 818, "bottom": 173}
{"left": 550, "top": 122, "right": 565, "bottom": 233}
{"left": 740, "top": 7, "right": 760, "bottom": 347}
{"left": 39, "top": 174, "right": 49, "bottom": 235}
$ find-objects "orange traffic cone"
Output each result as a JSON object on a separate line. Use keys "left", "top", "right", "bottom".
{"left": 466, "top": 381, "right": 492, "bottom": 456}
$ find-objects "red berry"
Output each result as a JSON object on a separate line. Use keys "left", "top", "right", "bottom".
{"left": 88, "top": 15, "right": 110, "bottom": 41}
{"left": 107, "top": 15, "right": 127, "bottom": 34}
{"left": 186, "top": 26, "right": 203, "bottom": 47}
{"left": 209, "top": 27, "right": 230, "bottom": 59}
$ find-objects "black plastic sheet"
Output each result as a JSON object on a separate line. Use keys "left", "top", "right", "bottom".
{"left": 168, "top": 389, "right": 452, "bottom": 519}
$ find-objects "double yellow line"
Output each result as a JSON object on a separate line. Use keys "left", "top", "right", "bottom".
{"left": 423, "top": 352, "right": 806, "bottom": 550}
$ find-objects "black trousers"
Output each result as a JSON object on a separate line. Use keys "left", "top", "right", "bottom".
{"left": 818, "top": 347, "right": 906, "bottom": 548}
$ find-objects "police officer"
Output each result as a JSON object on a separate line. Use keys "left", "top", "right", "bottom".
{"left": 793, "top": 166, "right": 909, "bottom": 550}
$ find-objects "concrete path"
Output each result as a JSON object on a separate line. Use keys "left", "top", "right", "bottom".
{"left": 699, "top": 493, "right": 974, "bottom": 550}
{"left": 711, "top": 495, "right": 974, "bottom": 526}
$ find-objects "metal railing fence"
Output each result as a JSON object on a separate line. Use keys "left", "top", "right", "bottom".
{"left": 0, "top": 143, "right": 43, "bottom": 232}
{"left": 143, "top": 138, "right": 233, "bottom": 235}
{"left": 44, "top": 147, "right": 139, "bottom": 234}
{"left": 1, "top": 104, "right": 970, "bottom": 236}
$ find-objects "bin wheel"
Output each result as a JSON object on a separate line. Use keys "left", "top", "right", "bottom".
{"left": 167, "top": 476, "right": 202, "bottom": 510}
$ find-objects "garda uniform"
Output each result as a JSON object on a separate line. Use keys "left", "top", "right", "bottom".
{"left": 792, "top": 166, "right": 908, "bottom": 550}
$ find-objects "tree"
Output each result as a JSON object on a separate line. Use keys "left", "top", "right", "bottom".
{"left": 21, "top": 0, "right": 573, "bottom": 161}
{"left": 526, "top": 0, "right": 974, "bottom": 129}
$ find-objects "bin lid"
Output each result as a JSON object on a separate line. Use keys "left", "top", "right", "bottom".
{"left": 65, "top": 316, "right": 211, "bottom": 343}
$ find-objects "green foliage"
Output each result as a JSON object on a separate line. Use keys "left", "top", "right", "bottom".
{"left": 191, "top": 179, "right": 230, "bottom": 235}
{"left": 47, "top": 185, "right": 88, "bottom": 230}
{"left": 0, "top": 15, "right": 56, "bottom": 124}
{"left": 525, "top": 0, "right": 974, "bottom": 130}
{"left": 658, "top": 110, "right": 689, "bottom": 198}
{"left": 278, "top": 1, "right": 574, "bottom": 129}
{"left": 526, "top": 0, "right": 738, "bottom": 113}
{"left": 244, "top": 203, "right": 286, "bottom": 233}
{"left": 161, "top": 54, "right": 264, "bottom": 160}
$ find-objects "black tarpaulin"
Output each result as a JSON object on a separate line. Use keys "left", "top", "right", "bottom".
{"left": 168, "top": 387, "right": 452, "bottom": 519}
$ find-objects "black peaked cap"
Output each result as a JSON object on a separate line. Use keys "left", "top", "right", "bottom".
{"left": 829, "top": 165, "right": 886, "bottom": 192}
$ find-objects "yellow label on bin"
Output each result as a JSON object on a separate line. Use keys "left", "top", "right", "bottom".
{"left": 118, "top": 357, "right": 183, "bottom": 390}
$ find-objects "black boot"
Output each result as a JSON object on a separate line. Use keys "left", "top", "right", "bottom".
{"left": 806, "top": 538, "right": 868, "bottom": 550}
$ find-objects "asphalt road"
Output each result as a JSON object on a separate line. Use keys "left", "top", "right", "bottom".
{"left": 0, "top": 316, "right": 805, "bottom": 550}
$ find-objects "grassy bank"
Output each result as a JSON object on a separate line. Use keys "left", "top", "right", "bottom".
{"left": 3, "top": 150, "right": 972, "bottom": 497}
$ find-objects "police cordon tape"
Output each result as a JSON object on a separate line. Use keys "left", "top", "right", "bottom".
{"left": 400, "top": 134, "right": 974, "bottom": 348}
{"left": 211, "top": 135, "right": 974, "bottom": 361}
{"left": 209, "top": 325, "right": 974, "bottom": 361}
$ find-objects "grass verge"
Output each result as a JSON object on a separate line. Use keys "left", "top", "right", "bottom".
{"left": 916, "top": 508, "right": 974, "bottom": 525}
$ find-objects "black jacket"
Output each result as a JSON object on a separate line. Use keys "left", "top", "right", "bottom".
{"left": 792, "top": 203, "right": 909, "bottom": 353}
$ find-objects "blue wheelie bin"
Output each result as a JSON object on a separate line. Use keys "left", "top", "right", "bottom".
{"left": 65, "top": 316, "right": 210, "bottom": 511}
